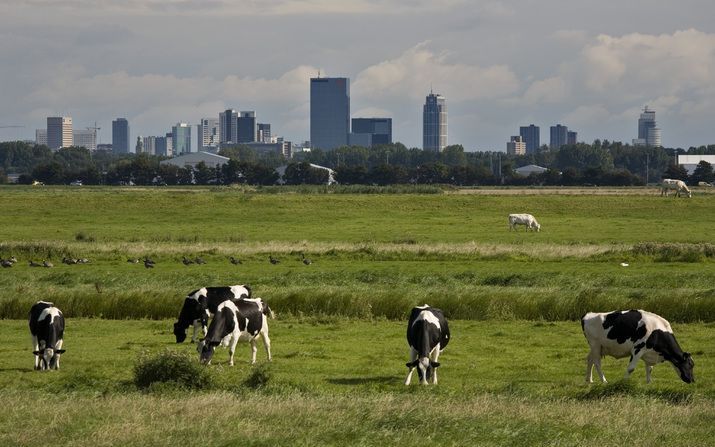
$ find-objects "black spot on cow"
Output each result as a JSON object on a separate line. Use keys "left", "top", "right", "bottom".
{"left": 603, "top": 310, "right": 647, "bottom": 344}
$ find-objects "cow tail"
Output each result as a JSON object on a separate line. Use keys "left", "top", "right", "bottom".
{"left": 263, "top": 302, "right": 275, "bottom": 319}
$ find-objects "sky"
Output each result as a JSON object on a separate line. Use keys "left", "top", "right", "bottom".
{"left": 1, "top": 0, "right": 714, "bottom": 150}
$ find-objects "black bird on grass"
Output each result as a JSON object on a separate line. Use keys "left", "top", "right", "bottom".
{"left": 29, "top": 260, "right": 42, "bottom": 267}
{"left": 301, "top": 253, "right": 312, "bottom": 265}
{"left": 42, "top": 260, "right": 53, "bottom": 268}
{"left": 1, "top": 259, "right": 12, "bottom": 268}
{"left": 182, "top": 256, "right": 194, "bottom": 266}
{"left": 144, "top": 258, "right": 155, "bottom": 269}
{"left": 269, "top": 255, "right": 280, "bottom": 265}
{"left": 195, "top": 257, "right": 206, "bottom": 265}
{"left": 229, "top": 256, "right": 242, "bottom": 265}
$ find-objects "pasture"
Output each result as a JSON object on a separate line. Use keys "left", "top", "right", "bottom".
{"left": 1, "top": 186, "right": 714, "bottom": 445}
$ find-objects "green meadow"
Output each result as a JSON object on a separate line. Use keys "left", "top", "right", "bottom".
{"left": 1, "top": 186, "right": 714, "bottom": 445}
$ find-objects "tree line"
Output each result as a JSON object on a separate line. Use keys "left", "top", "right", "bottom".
{"left": 0, "top": 140, "right": 714, "bottom": 186}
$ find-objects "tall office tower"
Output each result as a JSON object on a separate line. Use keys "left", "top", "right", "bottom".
{"left": 423, "top": 91, "right": 447, "bottom": 152}
{"left": 567, "top": 131, "right": 577, "bottom": 145}
{"left": 142, "top": 136, "right": 157, "bottom": 155}
{"left": 633, "top": 106, "right": 661, "bottom": 147}
{"left": 155, "top": 135, "right": 171, "bottom": 157}
{"left": 506, "top": 135, "right": 526, "bottom": 155}
{"left": 112, "top": 118, "right": 130, "bottom": 153}
{"left": 172, "top": 123, "right": 192, "bottom": 155}
{"left": 550, "top": 124, "right": 568, "bottom": 149}
{"left": 237, "top": 111, "right": 257, "bottom": 143}
{"left": 47, "top": 116, "right": 73, "bottom": 150}
{"left": 73, "top": 129, "right": 97, "bottom": 151}
{"left": 257, "top": 123, "right": 271, "bottom": 143}
{"left": 519, "top": 124, "right": 540, "bottom": 154}
{"left": 310, "top": 77, "right": 350, "bottom": 150}
{"left": 35, "top": 129, "right": 47, "bottom": 146}
{"left": 198, "top": 118, "right": 219, "bottom": 151}
{"left": 351, "top": 118, "right": 392, "bottom": 146}
{"left": 219, "top": 109, "right": 238, "bottom": 144}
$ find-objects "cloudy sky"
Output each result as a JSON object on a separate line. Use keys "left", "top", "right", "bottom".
{"left": 1, "top": 0, "right": 714, "bottom": 150}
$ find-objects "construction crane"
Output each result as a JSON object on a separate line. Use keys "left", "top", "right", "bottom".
{"left": 0, "top": 125, "right": 25, "bottom": 129}
{"left": 86, "top": 122, "right": 101, "bottom": 145}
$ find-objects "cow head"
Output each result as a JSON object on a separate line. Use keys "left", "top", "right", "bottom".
{"left": 173, "top": 322, "right": 187, "bottom": 343}
{"left": 33, "top": 347, "right": 65, "bottom": 370}
{"left": 406, "top": 358, "right": 440, "bottom": 384}
{"left": 673, "top": 352, "right": 695, "bottom": 383}
{"left": 197, "top": 339, "right": 220, "bottom": 365}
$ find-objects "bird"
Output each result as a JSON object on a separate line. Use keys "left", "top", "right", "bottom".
{"left": 144, "top": 257, "right": 155, "bottom": 264}
{"left": 620, "top": 262, "right": 630, "bottom": 267}
{"left": 229, "top": 256, "right": 242, "bottom": 265}
{"left": 301, "top": 252, "right": 312, "bottom": 265}
{"left": 29, "top": 260, "right": 42, "bottom": 267}
{"left": 127, "top": 258, "right": 140, "bottom": 264}
{"left": 194, "top": 257, "right": 206, "bottom": 265}
{"left": 1, "top": 259, "right": 12, "bottom": 268}
{"left": 8, "top": 256, "right": 17, "bottom": 264}
{"left": 182, "top": 256, "right": 194, "bottom": 266}
{"left": 42, "top": 260, "right": 53, "bottom": 268}
{"left": 77, "top": 258, "right": 90, "bottom": 264}
{"left": 269, "top": 255, "right": 280, "bottom": 265}
{"left": 62, "top": 257, "right": 77, "bottom": 265}
{"left": 144, "top": 259, "right": 155, "bottom": 269}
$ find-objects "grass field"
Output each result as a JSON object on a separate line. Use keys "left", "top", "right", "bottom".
{"left": 1, "top": 186, "right": 714, "bottom": 445}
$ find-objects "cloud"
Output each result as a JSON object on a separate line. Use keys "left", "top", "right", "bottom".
{"left": 523, "top": 76, "right": 568, "bottom": 104}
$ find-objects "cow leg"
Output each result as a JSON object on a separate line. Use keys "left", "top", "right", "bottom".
{"left": 645, "top": 364, "right": 654, "bottom": 384}
{"left": 260, "top": 330, "right": 272, "bottom": 362}
{"left": 585, "top": 353, "right": 594, "bottom": 383}
{"left": 31, "top": 335, "right": 40, "bottom": 370}
{"left": 228, "top": 336, "right": 239, "bottom": 367}
{"left": 54, "top": 339, "right": 63, "bottom": 370}
{"left": 431, "top": 346, "right": 441, "bottom": 385}
{"left": 250, "top": 339, "right": 258, "bottom": 364}
{"left": 191, "top": 320, "right": 203, "bottom": 343}
{"left": 405, "top": 348, "right": 418, "bottom": 385}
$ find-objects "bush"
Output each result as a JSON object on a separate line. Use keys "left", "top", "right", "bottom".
{"left": 134, "top": 349, "right": 214, "bottom": 391}
{"left": 243, "top": 364, "right": 272, "bottom": 389}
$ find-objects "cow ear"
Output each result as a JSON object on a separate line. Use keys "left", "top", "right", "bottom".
{"left": 32, "top": 351, "right": 41, "bottom": 355}
{"left": 56, "top": 349, "right": 66, "bottom": 354}
{"left": 406, "top": 360, "right": 418, "bottom": 368}
{"left": 430, "top": 361, "right": 441, "bottom": 368}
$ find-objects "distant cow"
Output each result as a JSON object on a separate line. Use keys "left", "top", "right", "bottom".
{"left": 660, "top": 178, "right": 692, "bottom": 198}
{"left": 581, "top": 310, "right": 694, "bottom": 384}
{"left": 405, "top": 305, "right": 450, "bottom": 385}
{"left": 197, "top": 297, "right": 273, "bottom": 366}
{"left": 173, "top": 285, "right": 252, "bottom": 343}
{"left": 508, "top": 213, "right": 541, "bottom": 232}
{"left": 29, "top": 301, "right": 66, "bottom": 371}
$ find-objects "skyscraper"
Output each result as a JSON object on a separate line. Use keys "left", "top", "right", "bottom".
{"left": 219, "top": 109, "right": 238, "bottom": 144}
{"left": 172, "top": 123, "right": 192, "bottom": 155}
{"left": 47, "top": 116, "right": 73, "bottom": 150}
{"left": 351, "top": 118, "right": 392, "bottom": 146}
{"left": 550, "top": 124, "right": 568, "bottom": 149}
{"left": 506, "top": 135, "right": 526, "bottom": 155}
{"left": 310, "top": 77, "right": 350, "bottom": 150}
{"left": 35, "top": 129, "right": 47, "bottom": 146}
{"left": 112, "top": 118, "right": 130, "bottom": 153}
{"left": 519, "top": 125, "right": 540, "bottom": 154}
{"left": 198, "top": 118, "right": 219, "bottom": 151}
{"left": 423, "top": 92, "right": 447, "bottom": 152}
{"left": 73, "top": 129, "right": 97, "bottom": 151}
{"left": 567, "top": 131, "right": 578, "bottom": 145}
{"left": 257, "top": 123, "right": 272, "bottom": 143}
{"left": 633, "top": 106, "right": 661, "bottom": 147}
{"left": 237, "top": 111, "right": 257, "bottom": 143}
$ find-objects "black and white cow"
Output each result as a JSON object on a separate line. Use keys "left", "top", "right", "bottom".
{"left": 173, "top": 285, "right": 252, "bottom": 343}
{"left": 582, "top": 310, "right": 694, "bottom": 384}
{"left": 197, "top": 297, "right": 273, "bottom": 366}
{"left": 29, "top": 301, "right": 66, "bottom": 371}
{"left": 405, "top": 305, "right": 450, "bottom": 385}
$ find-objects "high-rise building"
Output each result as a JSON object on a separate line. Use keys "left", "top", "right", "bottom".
{"left": 172, "top": 123, "right": 192, "bottom": 155}
{"left": 423, "top": 92, "right": 447, "bottom": 152}
{"left": 310, "top": 77, "right": 350, "bottom": 150}
{"left": 219, "top": 109, "right": 238, "bottom": 144}
{"left": 506, "top": 135, "right": 526, "bottom": 155}
{"left": 142, "top": 136, "right": 157, "bottom": 155}
{"left": 519, "top": 125, "right": 540, "bottom": 154}
{"left": 550, "top": 124, "right": 568, "bottom": 149}
{"left": 198, "top": 118, "right": 219, "bottom": 151}
{"left": 633, "top": 106, "right": 661, "bottom": 147}
{"left": 112, "top": 118, "right": 130, "bottom": 153}
{"left": 351, "top": 118, "right": 392, "bottom": 147}
{"left": 47, "top": 116, "right": 73, "bottom": 150}
{"left": 73, "top": 129, "right": 97, "bottom": 151}
{"left": 567, "top": 131, "right": 577, "bottom": 145}
{"left": 257, "top": 123, "right": 272, "bottom": 143}
{"left": 35, "top": 129, "right": 47, "bottom": 146}
{"left": 238, "top": 111, "right": 257, "bottom": 143}
{"left": 155, "top": 134, "right": 172, "bottom": 157}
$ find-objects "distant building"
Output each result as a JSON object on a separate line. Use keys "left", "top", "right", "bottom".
{"left": 73, "top": 129, "right": 97, "bottom": 151}
{"left": 310, "top": 77, "right": 350, "bottom": 150}
{"left": 155, "top": 135, "right": 172, "bottom": 157}
{"left": 506, "top": 135, "right": 526, "bottom": 155}
{"left": 198, "top": 118, "right": 219, "bottom": 151}
{"left": 35, "top": 129, "right": 47, "bottom": 146}
{"left": 219, "top": 109, "right": 238, "bottom": 144}
{"left": 514, "top": 164, "right": 550, "bottom": 176}
{"left": 112, "top": 118, "right": 130, "bottom": 154}
{"left": 423, "top": 91, "right": 447, "bottom": 152}
{"left": 257, "top": 123, "right": 272, "bottom": 143}
{"left": 142, "top": 136, "right": 157, "bottom": 155}
{"left": 677, "top": 155, "right": 715, "bottom": 175}
{"left": 96, "top": 143, "right": 113, "bottom": 152}
{"left": 633, "top": 106, "right": 661, "bottom": 147}
{"left": 47, "top": 116, "right": 73, "bottom": 150}
{"left": 550, "top": 124, "right": 568, "bottom": 149}
{"left": 242, "top": 140, "right": 292, "bottom": 158}
{"left": 519, "top": 124, "right": 540, "bottom": 154}
{"left": 351, "top": 118, "right": 392, "bottom": 147}
{"left": 238, "top": 111, "right": 257, "bottom": 143}
{"left": 567, "top": 131, "right": 577, "bottom": 145}
{"left": 160, "top": 151, "right": 230, "bottom": 170}
{"left": 348, "top": 132, "right": 373, "bottom": 147}
{"left": 172, "top": 122, "right": 192, "bottom": 155}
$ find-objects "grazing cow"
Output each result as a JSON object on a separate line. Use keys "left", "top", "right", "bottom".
{"left": 173, "top": 285, "right": 252, "bottom": 343}
{"left": 660, "top": 178, "right": 692, "bottom": 198}
{"left": 508, "top": 213, "right": 541, "bottom": 232}
{"left": 197, "top": 297, "right": 273, "bottom": 366}
{"left": 405, "top": 305, "right": 450, "bottom": 385}
{"left": 29, "top": 301, "right": 66, "bottom": 371}
{"left": 582, "top": 310, "right": 694, "bottom": 384}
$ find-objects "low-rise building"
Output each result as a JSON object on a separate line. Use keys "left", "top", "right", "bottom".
{"left": 160, "top": 151, "right": 230, "bottom": 169}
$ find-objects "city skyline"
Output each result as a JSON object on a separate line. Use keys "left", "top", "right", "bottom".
{"left": 1, "top": 2, "right": 714, "bottom": 150}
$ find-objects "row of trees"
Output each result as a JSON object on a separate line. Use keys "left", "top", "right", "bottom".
{"left": 1, "top": 140, "right": 714, "bottom": 186}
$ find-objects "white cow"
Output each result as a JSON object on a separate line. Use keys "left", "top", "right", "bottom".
{"left": 660, "top": 179, "right": 692, "bottom": 198}
{"left": 508, "top": 213, "right": 541, "bottom": 232}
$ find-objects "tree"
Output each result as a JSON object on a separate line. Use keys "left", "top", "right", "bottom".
{"left": 283, "top": 162, "right": 329, "bottom": 185}
{"left": 662, "top": 163, "right": 689, "bottom": 181}
{"left": 690, "top": 160, "right": 714, "bottom": 184}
